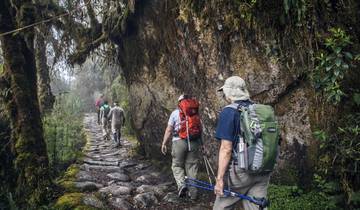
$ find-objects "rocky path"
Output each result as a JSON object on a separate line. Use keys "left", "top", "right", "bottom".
{"left": 75, "top": 113, "right": 213, "bottom": 209}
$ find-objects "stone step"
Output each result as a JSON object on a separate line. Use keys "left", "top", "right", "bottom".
{"left": 83, "top": 159, "right": 119, "bottom": 166}
{"left": 74, "top": 181, "right": 103, "bottom": 191}
{"left": 80, "top": 164, "right": 124, "bottom": 173}
{"left": 107, "top": 172, "right": 130, "bottom": 182}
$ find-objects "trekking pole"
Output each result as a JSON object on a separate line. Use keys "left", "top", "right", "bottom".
{"left": 202, "top": 155, "right": 216, "bottom": 185}
{"left": 200, "top": 141, "right": 215, "bottom": 185}
{"left": 185, "top": 177, "right": 269, "bottom": 209}
{"left": 203, "top": 155, "right": 213, "bottom": 185}
{"left": 204, "top": 156, "right": 216, "bottom": 179}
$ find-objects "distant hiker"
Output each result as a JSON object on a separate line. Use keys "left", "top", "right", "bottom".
{"left": 108, "top": 102, "right": 125, "bottom": 147}
{"left": 161, "top": 94, "right": 202, "bottom": 200}
{"left": 95, "top": 94, "right": 104, "bottom": 124}
{"left": 100, "top": 100, "right": 111, "bottom": 140}
{"left": 213, "top": 76, "right": 279, "bottom": 210}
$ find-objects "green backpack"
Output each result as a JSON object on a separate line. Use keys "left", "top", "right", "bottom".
{"left": 102, "top": 104, "right": 111, "bottom": 116}
{"left": 227, "top": 103, "right": 280, "bottom": 173}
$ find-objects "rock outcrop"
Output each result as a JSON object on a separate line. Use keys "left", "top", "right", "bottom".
{"left": 114, "top": 0, "right": 341, "bottom": 185}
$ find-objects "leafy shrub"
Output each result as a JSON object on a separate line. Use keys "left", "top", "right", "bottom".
{"left": 313, "top": 28, "right": 357, "bottom": 104}
{"left": 314, "top": 113, "right": 360, "bottom": 208}
{"left": 268, "top": 185, "right": 335, "bottom": 210}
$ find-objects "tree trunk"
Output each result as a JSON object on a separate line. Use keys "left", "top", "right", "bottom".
{"left": 0, "top": 0, "right": 51, "bottom": 208}
{"left": 35, "top": 28, "right": 55, "bottom": 114}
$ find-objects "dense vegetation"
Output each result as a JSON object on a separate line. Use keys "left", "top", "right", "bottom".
{"left": 44, "top": 93, "right": 85, "bottom": 174}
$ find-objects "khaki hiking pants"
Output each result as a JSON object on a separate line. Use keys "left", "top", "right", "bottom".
{"left": 213, "top": 165, "right": 271, "bottom": 210}
{"left": 171, "top": 138, "right": 201, "bottom": 195}
{"left": 101, "top": 118, "right": 110, "bottom": 139}
{"left": 111, "top": 123, "right": 122, "bottom": 145}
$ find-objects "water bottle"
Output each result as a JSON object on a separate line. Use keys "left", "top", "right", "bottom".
{"left": 238, "top": 137, "right": 246, "bottom": 169}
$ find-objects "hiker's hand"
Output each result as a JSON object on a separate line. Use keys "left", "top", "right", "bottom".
{"left": 214, "top": 178, "right": 224, "bottom": 196}
{"left": 161, "top": 144, "right": 167, "bottom": 155}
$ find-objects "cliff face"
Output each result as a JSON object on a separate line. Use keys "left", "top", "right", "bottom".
{"left": 112, "top": 0, "right": 348, "bottom": 185}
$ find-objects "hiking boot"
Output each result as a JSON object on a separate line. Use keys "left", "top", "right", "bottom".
{"left": 178, "top": 185, "right": 188, "bottom": 198}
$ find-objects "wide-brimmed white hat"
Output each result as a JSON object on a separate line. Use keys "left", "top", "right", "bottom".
{"left": 218, "top": 76, "right": 250, "bottom": 101}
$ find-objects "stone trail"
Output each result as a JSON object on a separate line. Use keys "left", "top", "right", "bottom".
{"left": 74, "top": 113, "right": 213, "bottom": 209}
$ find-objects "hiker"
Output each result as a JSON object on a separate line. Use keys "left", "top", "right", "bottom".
{"left": 100, "top": 100, "right": 111, "bottom": 140}
{"left": 213, "top": 76, "right": 279, "bottom": 210}
{"left": 161, "top": 94, "right": 202, "bottom": 200}
{"left": 108, "top": 102, "right": 125, "bottom": 147}
{"left": 95, "top": 94, "right": 104, "bottom": 124}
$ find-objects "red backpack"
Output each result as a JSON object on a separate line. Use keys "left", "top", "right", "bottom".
{"left": 178, "top": 98, "right": 201, "bottom": 140}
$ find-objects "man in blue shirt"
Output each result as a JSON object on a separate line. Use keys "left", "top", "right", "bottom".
{"left": 213, "top": 76, "right": 271, "bottom": 210}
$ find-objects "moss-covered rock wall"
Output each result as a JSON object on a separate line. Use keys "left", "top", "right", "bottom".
{"left": 113, "top": 0, "right": 360, "bottom": 186}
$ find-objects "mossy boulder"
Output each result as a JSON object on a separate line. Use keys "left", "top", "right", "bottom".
{"left": 54, "top": 193, "right": 101, "bottom": 210}
{"left": 54, "top": 193, "right": 84, "bottom": 209}
{"left": 56, "top": 164, "right": 80, "bottom": 192}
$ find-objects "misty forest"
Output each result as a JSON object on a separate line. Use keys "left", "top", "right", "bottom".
{"left": 0, "top": 0, "right": 359, "bottom": 210}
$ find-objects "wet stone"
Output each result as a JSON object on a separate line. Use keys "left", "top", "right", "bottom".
{"left": 136, "top": 185, "right": 167, "bottom": 196}
{"left": 76, "top": 171, "right": 96, "bottom": 182}
{"left": 83, "top": 159, "right": 119, "bottom": 166}
{"left": 101, "top": 150, "right": 121, "bottom": 157}
{"left": 74, "top": 181, "right": 103, "bottom": 192}
{"left": 80, "top": 164, "right": 123, "bottom": 173}
{"left": 109, "top": 197, "right": 133, "bottom": 210}
{"left": 107, "top": 173, "right": 130, "bottom": 182}
{"left": 99, "top": 185, "right": 133, "bottom": 196}
{"left": 119, "top": 160, "right": 138, "bottom": 168}
{"left": 163, "top": 192, "right": 181, "bottom": 203}
{"left": 82, "top": 195, "right": 105, "bottom": 209}
{"left": 85, "top": 154, "right": 102, "bottom": 159}
{"left": 115, "top": 181, "right": 134, "bottom": 188}
{"left": 133, "top": 192, "right": 158, "bottom": 208}
{"left": 104, "top": 157, "right": 120, "bottom": 162}
{"left": 135, "top": 163, "right": 151, "bottom": 170}
{"left": 135, "top": 174, "right": 158, "bottom": 184}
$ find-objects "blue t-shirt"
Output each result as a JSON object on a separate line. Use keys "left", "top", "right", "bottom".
{"left": 215, "top": 100, "right": 253, "bottom": 148}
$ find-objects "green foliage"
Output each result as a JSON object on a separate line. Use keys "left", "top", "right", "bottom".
{"left": 43, "top": 93, "right": 85, "bottom": 174}
{"left": 313, "top": 28, "right": 356, "bottom": 105}
{"left": 268, "top": 184, "right": 335, "bottom": 210}
{"left": 353, "top": 92, "right": 360, "bottom": 106}
{"left": 314, "top": 113, "right": 360, "bottom": 208}
{"left": 350, "top": 191, "right": 360, "bottom": 206}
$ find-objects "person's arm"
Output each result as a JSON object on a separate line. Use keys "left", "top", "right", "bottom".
{"left": 122, "top": 111, "right": 126, "bottom": 125}
{"left": 214, "top": 140, "right": 233, "bottom": 196}
{"left": 161, "top": 125, "right": 173, "bottom": 155}
{"left": 107, "top": 109, "right": 112, "bottom": 119}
